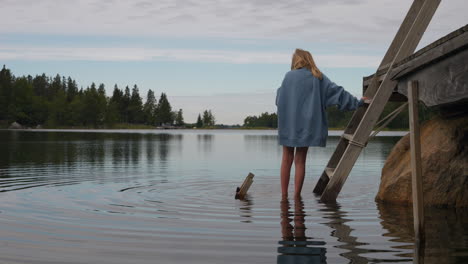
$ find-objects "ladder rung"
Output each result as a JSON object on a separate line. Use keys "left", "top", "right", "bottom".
{"left": 325, "top": 167, "right": 335, "bottom": 178}
{"left": 342, "top": 133, "right": 354, "bottom": 141}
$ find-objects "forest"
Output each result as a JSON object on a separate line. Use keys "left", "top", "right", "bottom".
{"left": 0, "top": 65, "right": 218, "bottom": 128}
{"left": 1, "top": 65, "right": 438, "bottom": 130}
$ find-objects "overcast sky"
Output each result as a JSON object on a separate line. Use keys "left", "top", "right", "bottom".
{"left": 1, "top": 0, "right": 466, "bottom": 124}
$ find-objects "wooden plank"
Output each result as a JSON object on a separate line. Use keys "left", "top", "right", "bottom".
{"left": 408, "top": 80, "right": 425, "bottom": 243}
{"left": 320, "top": 0, "right": 441, "bottom": 202}
{"left": 313, "top": 138, "right": 347, "bottom": 194}
{"left": 396, "top": 48, "right": 468, "bottom": 106}
{"left": 379, "top": 0, "right": 426, "bottom": 67}
{"left": 393, "top": 37, "right": 468, "bottom": 80}
{"left": 323, "top": 0, "right": 428, "bottom": 174}
{"left": 342, "top": 133, "right": 353, "bottom": 141}
{"left": 235, "top": 172, "right": 254, "bottom": 199}
{"left": 363, "top": 24, "right": 468, "bottom": 88}
{"left": 365, "top": 38, "right": 468, "bottom": 104}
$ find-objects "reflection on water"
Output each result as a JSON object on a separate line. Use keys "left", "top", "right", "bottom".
{"left": 278, "top": 196, "right": 327, "bottom": 263}
{"left": 0, "top": 129, "right": 467, "bottom": 264}
{"left": 236, "top": 195, "right": 253, "bottom": 223}
{"left": 378, "top": 203, "right": 468, "bottom": 264}
{"left": 197, "top": 134, "right": 214, "bottom": 154}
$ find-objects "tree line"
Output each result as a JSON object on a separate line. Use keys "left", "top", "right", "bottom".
{"left": 195, "top": 110, "right": 216, "bottom": 128}
{"left": 0, "top": 65, "right": 188, "bottom": 128}
{"left": 243, "top": 103, "right": 439, "bottom": 129}
{"left": 1, "top": 65, "right": 438, "bottom": 130}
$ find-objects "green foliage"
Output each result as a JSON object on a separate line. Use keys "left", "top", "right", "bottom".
{"left": 143, "top": 89, "right": 156, "bottom": 125}
{"left": 175, "top": 109, "right": 184, "bottom": 126}
{"left": 201, "top": 110, "right": 215, "bottom": 127}
{"left": 243, "top": 112, "right": 277, "bottom": 128}
{"left": 326, "top": 106, "right": 353, "bottom": 128}
{"left": 245, "top": 102, "right": 439, "bottom": 130}
{"left": 156, "top": 93, "right": 173, "bottom": 125}
{"left": 0, "top": 66, "right": 180, "bottom": 129}
{"left": 0, "top": 65, "right": 13, "bottom": 120}
{"left": 196, "top": 114, "right": 203, "bottom": 128}
{"left": 128, "top": 85, "right": 144, "bottom": 124}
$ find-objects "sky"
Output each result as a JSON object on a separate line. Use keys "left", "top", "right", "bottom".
{"left": 0, "top": 0, "right": 466, "bottom": 125}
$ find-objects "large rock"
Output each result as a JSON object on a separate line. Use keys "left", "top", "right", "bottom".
{"left": 376, "top": 114, "right": 468, "bottom": 207}
{"left": 8, "top": 122, "right": 23, "bottom": 129}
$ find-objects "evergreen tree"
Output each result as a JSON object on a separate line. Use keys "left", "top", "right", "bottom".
{"left": 9, "top": 77, "right": 34, "bottom": 125}
{"left": 0, "top": 65, "right": 13, "bottom": 120}
{"left": 97, "top": 83, "right": 106, "bottom": 96}
{"left": 196, "top": 114, "right": 203, "bottom": 128}
{"left": 49, "top": 74, "right": 63, "bottom": 100}
{"left": 121, "top": 86, "right": 131, "bottom": 123}
{"left": 128, "top": 85, "right": 143, "bottom": 123}
{"left": 81, "top": 83, "right": 105, "bottom": 127}
{"left": 104, "top": 100, "right": 119, "bottom": 126}
{"left": 156, "top": 92, "right": 173, "bottom": 125}
{"left": 175, "top": 109, "right": 184, "bottom": 126}
{"left": 143, "top": 89, "right": 156, "bottom": 125}
{"left": 46, "top": 87, "right": 67, "bottom": 126}
{"left": 66, "top": 77, "right": 78, "bottom": 102}
{"left": 62, "top": 76, "right": 68, "bottom": 93}
{"left": 202, "top": 110, "right": 215, "bottom": 127}
{"left": 68, "top": 94, "right": 84, "bottom": 126}
{"left": 243, "top": 112, "right": 277, "bottom": 128}
{"left": 110, "top": 84, "right": 124, "bottom": 122}
{"left": 32, "top": 74, "right": 48, "bottom": 98}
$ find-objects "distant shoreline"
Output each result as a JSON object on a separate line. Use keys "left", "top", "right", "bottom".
{"left": 1, "top": 126, "right": 409, "bottom": 133}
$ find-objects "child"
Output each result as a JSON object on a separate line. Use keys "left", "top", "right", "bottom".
{"left": 276, "top": 49, "right": 369, "bottom": 198}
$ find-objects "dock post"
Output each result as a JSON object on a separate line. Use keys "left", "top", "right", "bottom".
{"left": 408, "top": 80, "right": 425, "bottom": 244}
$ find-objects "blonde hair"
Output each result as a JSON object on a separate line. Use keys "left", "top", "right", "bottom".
{"left": 291, "top": 48, "right": 323, "bottom": 80}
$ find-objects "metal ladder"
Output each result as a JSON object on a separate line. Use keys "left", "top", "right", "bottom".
{"left": 313, "top": 0, "right": 441, "bottom": 202}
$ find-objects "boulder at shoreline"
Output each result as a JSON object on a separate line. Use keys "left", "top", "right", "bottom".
{"left": 9, "top": 122, "right": 23, "bottom": 129}
{"left": 376, "top": 114, "right": 468, "bottom": 207}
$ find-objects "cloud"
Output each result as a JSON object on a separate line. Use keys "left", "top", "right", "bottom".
{"left": 0, "top": 0, "right": 465, "bottom": 47}
{"left": 0, "top": 45, "right": 380, "bottom": 67}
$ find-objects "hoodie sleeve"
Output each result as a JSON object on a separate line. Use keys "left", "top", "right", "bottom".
{"left": 323, "top": 74, "right": 363, "bottom": 111}
{"left": 275, "top": 87, "right": 280, "bottom": 106}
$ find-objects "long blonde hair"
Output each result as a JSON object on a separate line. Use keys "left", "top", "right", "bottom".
{"left": 291, "top": 49, "right": 323, "bottom": 80}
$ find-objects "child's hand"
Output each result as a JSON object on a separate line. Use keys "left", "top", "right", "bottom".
{"left": 361, "top": 96, "right": 371, "bottom": 104}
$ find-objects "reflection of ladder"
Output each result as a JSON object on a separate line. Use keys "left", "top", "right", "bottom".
{"left": 313, "top": 0, "right": 441, "bottom": 202}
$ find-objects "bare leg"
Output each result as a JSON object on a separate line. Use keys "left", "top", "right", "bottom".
{"left": 294, "top": 147, "right": 309, "bottom": 197}
{"left": 280, "top": 146, "right": 295, "bottom": 198}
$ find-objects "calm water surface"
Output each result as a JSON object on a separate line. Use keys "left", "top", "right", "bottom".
{"left": 0, "top": 129, "right": 467, "bottom": 264}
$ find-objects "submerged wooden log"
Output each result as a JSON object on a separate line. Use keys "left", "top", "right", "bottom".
{"left": 235, "top": 173, "right": 254, "bottom": 200}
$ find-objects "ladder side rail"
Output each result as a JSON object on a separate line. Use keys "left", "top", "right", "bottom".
{"left": 313, "top": 0, "right": 435, "bottom": 195}
{"left": 353, "top": 0, "right": 441, "bottom": 145}
{"left": 319, "top": 0, "right": 441, "bottom": 202}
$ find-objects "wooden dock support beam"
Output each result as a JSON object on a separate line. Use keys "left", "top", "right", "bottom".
{"left": 408, "top": 80, "right": 425, "bottom": 243}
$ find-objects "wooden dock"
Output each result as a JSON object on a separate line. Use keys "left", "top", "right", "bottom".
{"left": 312, "top": 0, "right": 468, "bottom": 244}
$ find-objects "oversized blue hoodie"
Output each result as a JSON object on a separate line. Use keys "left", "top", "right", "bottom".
{"left": 276, "top": 67, "right": 363, "bottom": 147}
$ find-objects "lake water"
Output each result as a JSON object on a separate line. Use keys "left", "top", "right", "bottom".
{"left": 0, "top": 129, "right": 467, "bottom": 264}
